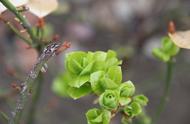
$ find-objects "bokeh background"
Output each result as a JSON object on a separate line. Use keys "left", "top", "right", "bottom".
{"left": 1, "top": 0, "right": 190, "bottom": 124}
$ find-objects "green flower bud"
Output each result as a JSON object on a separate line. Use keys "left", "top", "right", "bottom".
{"left": 133, "top": 95, "right": 148, "bottom": 106}
{"left": 124, "top": 102, "right": 142, "bottom": 117}
{"left": 86, "top": 108, "right": 111, "bottom": 124}
{"left": 99, "top": 90, "right": 119, "bottom": 110}
{"left": 119, "top": 81, "right": 135, "bottom": 97}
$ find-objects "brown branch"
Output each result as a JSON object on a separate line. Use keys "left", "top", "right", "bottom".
{"left": 8, "top": 41, "right": 70, "bottom": 124}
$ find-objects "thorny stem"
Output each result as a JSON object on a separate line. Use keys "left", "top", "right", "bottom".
{"left": 153, "top": 59, "right": 174, "bottom": 124}
{"left": 0, "top": 0, "right": 37, "bottom": 45}
{"left": 26, "top": 27, "right": 44, "bottom": 124}
{"left": 0, "top": 18, "right": 32, "bottom": 45}
{"left": 26, "top": 73, "right": 43, "bottom": 124}
{"left": 8, "top": 41, "right": 69, "bottom": 124}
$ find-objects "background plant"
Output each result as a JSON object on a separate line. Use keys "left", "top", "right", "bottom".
{"left": 152, "top": 24, "right": 180, "bottom": 123}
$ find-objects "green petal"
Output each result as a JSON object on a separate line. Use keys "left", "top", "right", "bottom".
{"left": 65, "top": 51, "right": 87, "bottom": 74}
{"left": 119, "top": 97, "right": 132, "bottom": 106}
{"left": 80, "top": 62, "right": 94, "bottom": 75}
{"left": 69, "top": 75, "right": 90, "bottom": 88}
{"left": 119, "top": 81, "right": 135, "bottom": 97}
{"left": 90, "top": 71, "right": 105, "bottom": 94}
{"left": 67, "top": 83, "right": 92, "bottom": 99}
{"left": 101, "top": 77, "right": 119, "bottom": 89}
{"left": 107, "top": 66, "right": 122, "bottom": 84}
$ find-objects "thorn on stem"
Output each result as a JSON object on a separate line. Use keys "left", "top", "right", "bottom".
{"left": 55, "top": 41, "right": 71, "bottom": 55}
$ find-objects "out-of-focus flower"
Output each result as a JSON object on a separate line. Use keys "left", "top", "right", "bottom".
{"left": 169, "top": 30, "right": 190, "bottom": 49}
{"left": 0, "top": 0, "right": 28, "bottom": 14}
{"left": 0, "top": 0, "right": 58, "bottom": 18}
{"left": 27, "top": 0, "right": 58, "bottom": 18}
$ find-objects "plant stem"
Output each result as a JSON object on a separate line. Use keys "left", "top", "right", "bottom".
{"left": 25, "top": 28, "right": 44, "bottom": 124}
{"left": 8, "top": 41, "right": 66, "bottom": 124}
{"left": 26, "top": 73, "right": 43, "bottom": 124}
{"left": 0, "top": 0, "right": 37, "bottom": 44}
{"left": 6, "top": 21, "right": 32, "bottom": 45}
{"left": 153, "top": 59, "right": 174, "bottom": 123}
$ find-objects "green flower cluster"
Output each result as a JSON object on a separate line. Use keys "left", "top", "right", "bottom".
{"left": 52, "top": 50, "right": 148, "bottom": 124}
{"left": 52, "top": 50, "right": 121, "bottom": 99}
{"left": 152, "top": 36, "right": 180, "bottom": 62}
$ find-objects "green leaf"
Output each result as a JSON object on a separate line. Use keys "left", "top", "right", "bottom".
{"left": 152, "top": 48, "right": 170, "bottom": 62}
{"left": 168, "top": 45, "right": 180, "bottom": 56}
{"left": 162, "top": 37, "right": 180, "bottom": 56}
{"left": 86, "top": 108, "right": 111, "bottom": 124}
{"left": 119, "top": 81, "right": 135, "bottom": 97}
{"left": 162, "top": 37, "right": 174, "bottom": 52}
{"left": 133, "top": 95, "right": 148, "bottom": 106}
{"left": 99, "top": 90, "right": 119, "bottom": 110}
